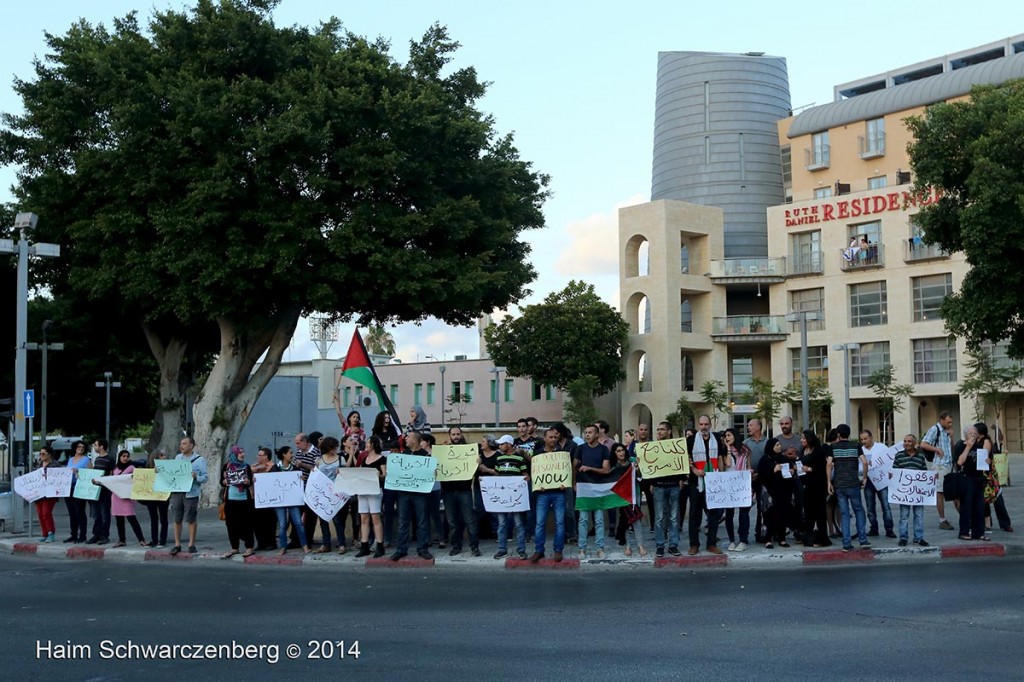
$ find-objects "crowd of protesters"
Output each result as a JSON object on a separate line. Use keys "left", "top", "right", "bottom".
{"left": 26, "top": 407, "right": 1014, "bottom": 559}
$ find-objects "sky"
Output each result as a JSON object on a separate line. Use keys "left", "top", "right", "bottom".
{"left": 1, "top": 0, "right": 1016, "bottom": 364}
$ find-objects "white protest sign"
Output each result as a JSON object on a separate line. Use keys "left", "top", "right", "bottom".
{"left": 253, "top": 471, "right": 304, "bottom": 509}
{"left": 44, "top": 468, "right": 74, "bottom": 498}
{"left": 303, "top": 468, "right": 350, "bottom": 521}
{"left": 867, "top": 446, "right": 898, "bottom": 490}
{"left": 479, "top": 476, "right": 530, "bottom": 513}
{"left": 334, "top": 468, "right": 381, "bottom": 496}
{"left": 887, "top": 470, "right": 938, "bottom": 506}
{"left": 795, "top": 461, "right": 806, "bottom": 477}
{"left": 780, "top": 463, "right": 792, "bottom": 479}
{"left": 977, "top": 448, "right": 990, "bottom": 471}
{"left": 705, "top": 471, "right": 753, "bottom": 509}
{"left": 96, "top": 474, "right": 134, "bottom": 500}
{"left": 13, "top": 469, "right": 45, "bottom": 503}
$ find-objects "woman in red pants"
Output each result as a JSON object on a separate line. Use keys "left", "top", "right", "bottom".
{"left": 35, "top": 446, "right": 59, "bottom": 543}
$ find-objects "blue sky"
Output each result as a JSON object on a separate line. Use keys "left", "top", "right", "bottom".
{"left": 1, "top": 0, "right": 1014, "bottom": 363}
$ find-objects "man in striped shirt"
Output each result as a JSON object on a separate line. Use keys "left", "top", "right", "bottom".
{"left": 827, "top": 423, "right": 870, "bottom": 552}
{"left": 494, "top": 435, "right": 530, "bottom": 560}
{"left": 892, "top": 434, "right": 929, "bottom": 547}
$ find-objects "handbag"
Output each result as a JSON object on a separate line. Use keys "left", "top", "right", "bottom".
{"left": 943, "top": 472, "right": 964, "bottom": 501}
{"left": 218, "top": 502, "right": 226, "bottom": 521}
{"left": 983, "top": 471, "right": 1001, "bottom": 504}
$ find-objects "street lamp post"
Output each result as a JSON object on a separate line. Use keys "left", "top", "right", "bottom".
{"left": 786, "top": 310, "right": 822, "bottom": 430}
{"left": 94, "top": 372, "right": 122, "bottom": 447}
{"left": 438, "top": 365, "right": 446, "bottom": 427}
{"left": 833, "top": 343, "right": 861, "bottom": 427}
{"left": 26, "top": 320, "right": 64, "bottom": 443}
{"left": 490, "top": 367, "right": 505, "bottom": 428}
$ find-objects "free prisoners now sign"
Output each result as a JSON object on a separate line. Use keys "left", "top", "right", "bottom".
{"left": 783, "top": 187, "right": 940, "bottom": 228}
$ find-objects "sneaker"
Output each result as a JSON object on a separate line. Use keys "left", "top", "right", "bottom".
{"left": 417, "top": 551, "right": 434, "bottom": 560}
{"left": 668, "top": 546, "right": 682, "bottom": 557}
{"left": 842, "top": 545, "right": 853, "bottom": 552}
{"left": 939, "top": 520, "right": 955, "bottom": 531}
{"left": 867, "top": 529, "right": 879, "bottom": 537}
{"left": 708, "top": 546, "right": 723, "bottom": 555}
{"left": 577, "top": 549, "right": 586, "bottom": 559}
{"left": 85, "top": 537, "right": 99, "bottom": 545}
{"left": 655, "top": 547, "right": 665, "bottom": 558}
{"left": 595, "top": 549, "right": 605, "bottom": 559}
{"left": 493, "top": 550, "right": 508, "bottom": 560}
{"left": 528, "top": 552, "right": 544, "bottom": 564}
{"left": 727, "top": 542, "right": 736, "bottom": 551}
{"left": 37, "top": 536, "right": 48, "bottom": 543}
{"left": 517, "top": 550, "right": 528, "bottom": 560}
{"left": 734, "top": 542, "right": 747, "bottom": 552}
{"left": 885, "top": 530, "right": 897, "bottom": 539}
{"left": 448, "top": 547, "right": 462, "bottom": 556}
{"left": 470, "top": 547, "right": 481, "bottom": 557}
{"left": 898, "top": 539, "right": 908, "bottom": 547}
{"left": 859, "top": 541, "right": 872, "bottom": 549}
{"left": 916, "top": 539, "right": 930, "bottom": 547}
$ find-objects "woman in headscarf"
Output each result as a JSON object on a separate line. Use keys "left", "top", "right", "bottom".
{"left": 221, "top": 445, "right": 255, "bottom": 558}
{"left": 405, "top": 405, "right": 432, "bottom": 440}
{"left": 757, "top": 437, "right": 797, "bottom": 549}
{"left": 110, "top": 449, "right": 148, "bottom": 548}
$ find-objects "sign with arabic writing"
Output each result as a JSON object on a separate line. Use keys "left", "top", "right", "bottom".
{"left": 433, "top": 444, "right": 479, "bottom": 482}
{"left": 704, "top": 471, "right": 752, "bottom": 509}
{"left": 887, "top": 470, "right": 938, "bottom": 506}
{"left": 253, "top": 471, "right": 305, "bottom": 508}
{"left": 479, "top": 476, "right": 530, "bottom": 512}
{"left": 635, "top": 439, "right": 690, "bottom": 480}
{"left": 304, "top": 468, "right": 351, "bottom": 521}
{"left": 383, "top": 453, "right": 437, "bottom": 494}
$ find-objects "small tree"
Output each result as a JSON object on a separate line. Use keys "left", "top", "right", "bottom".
{"left": 563, "top": 375, "right": 600, "bottom": 433}
{"left": 778, "top": 376, "right": 834, "bottom": 438}
{"left": 364, "top": 325, "right": 396, "bottom": 357}
{"left": 866, "top": 365, "right": 914, "bottom": 445}
{"left": 741, "top": 377, "right": 783, "bottom": 429}
{"left": 665, "top": 396, "right": 697, "bottom": 436}
{"left": 444, "top": 394, "right": 472, "bottom": 426}
{"left": 699, "top": 380, "right": 731, "bottom": 429}
{"left": 959, "top": 346, "right": 1022, "bottom": 444}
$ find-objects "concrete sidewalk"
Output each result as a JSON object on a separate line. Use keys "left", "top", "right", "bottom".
{"left": 4, "top": 455, "right": 1021, "bottom": 570}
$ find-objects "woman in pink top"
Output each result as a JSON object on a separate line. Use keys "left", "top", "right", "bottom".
{"left": 110, "top": 450, "right": 147, "bottom": 547}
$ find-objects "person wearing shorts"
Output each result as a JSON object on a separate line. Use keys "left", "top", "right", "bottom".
{"left": 170, "top": 436, "right": 208, "bottom": 555}
{"left": 921, "top": 412, "right": 955, "bottom": 530}
{"left": 350, "top": 435, "right": 387, "bottom": 558}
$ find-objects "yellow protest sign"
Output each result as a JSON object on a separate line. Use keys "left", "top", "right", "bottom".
{"left": 131, "top": 468, "right": 171, "bottom": 502}
{"left": 433, "top": 444, "right": 479, "bottom": 482}
{"left": 635, "top": 438, "right": 690, "bottom": 480}
{"left": 531, "top": 451, "right": 572, "bottom": 491}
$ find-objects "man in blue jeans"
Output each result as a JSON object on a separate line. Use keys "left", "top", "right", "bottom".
{"left": 860, "top": 429, "right": 896, "bottom": 538}
{"left": 493, "top": 435, "right": 530, "bottom": 559}
{"left": 827, "top": 424, "right": 871, "bottom": 552}
{"left": 529, "top": 428, "right": 569, "bottom": 563}
{"left": 650, "top": 421, "right": 684, "bottom": 558}
{"left": 391, "top": 431, "right": 434, "bottom": 561}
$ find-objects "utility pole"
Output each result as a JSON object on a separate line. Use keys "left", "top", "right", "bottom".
{"left": 94, "top": 372, "right": 122, "bottom": 447}
{"left": 26, "top": 320, "right": 64, "bottom": 443}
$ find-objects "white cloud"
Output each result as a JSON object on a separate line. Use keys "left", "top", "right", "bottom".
{"left": 554, "top": 193, "right": 647, "bottom": 276}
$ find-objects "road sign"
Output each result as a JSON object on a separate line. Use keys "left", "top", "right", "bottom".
{"left": 23, "top": 390, "right": 35, "bottom": 419}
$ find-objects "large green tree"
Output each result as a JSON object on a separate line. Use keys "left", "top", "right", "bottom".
{"left": 484, "top": 281, "right": 629, "bottom": 397}
{"left": 906, "top": 79, "right": 1024, "bottom": 357}
{"left": 1, "top": 0, "right": 548, "bottom": 501}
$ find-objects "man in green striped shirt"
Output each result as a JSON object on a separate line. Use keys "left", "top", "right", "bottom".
{"left": 892, "top": 434, "right": 929, "bottom": 547}
{"left": 493, "top": 436, "right": 530, "bottom": 559}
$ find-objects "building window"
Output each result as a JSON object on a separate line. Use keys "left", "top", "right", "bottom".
{"left": 862, "top": 117, "right": 885, "bottom": 156}
{"left": 791, "top": 346, "right": 829, "bottom": 383}
{"left": 681, "top": 353, "right": 695, "bottom": 392}
{"left": 343, "top": 387, "right": 351, "bottom": 405}
{"left": 491, "top": 380, "right": 498, "bottom": 403}
{"left": 912, "top": 273, "right": 952, "bottom": 321}
{"left": 426, "top": 382, "right": 435, "bottom": 406}
{"left": 389, "top": 384, "right": 398, "bottom": 404}
{"left": 851, "top": 342, "right": 890, "bottom": 387}
{"left": 850, "top": 281, "right": 888, "bottom": 327}
{"left": 790, "top": 288, "right": 825, "bottom": 331}
{"left": 980, "top": 340, "right": 1021, "bottom": 373}
{"left": 355, "top": 386, "right": 363, "bottom": 402}
{"left": 849, "top": 220, "right": 881, "bottom": 246}
{"left": 503, "top": 379, "right": 514, "bottom": 403}
{"left": 731, "top": 357, "right": 753, "bottom": 395}
{"left": 464, "top": 380, "right": 475, "bottom": 402}
{"left": 414, "top": 383, "right": 423, "bottom": 406}
{"left": 680, "top": 298, "right": 693, "bottom": 332}
{"left": 868, "top": 176, "right": 887, "bottom": 190}
{"left": 531, "top": 380, "right": 541, "bottom": 401}
{"left": 545, "top": 384, "right": 555, "bottom": 400}
{"left": 806, "top": 131, "right": 830, "bottom": 169}
{"left": 680, "top": 241, "right": 689, "bottom": 274}
{"left": 780, "top": 145, "right": 792, "bottom": 188}
{"left": 913, "top": 338, "right": 957, "bottom": 383}
{"left": 450, "top": 381, "right": 461, "bottom": 400}
{"left": 792, "top": 230, "right": 822, "bottom": 274}
{"left": 813, "top": 187, "right": 833, "bottom": 199}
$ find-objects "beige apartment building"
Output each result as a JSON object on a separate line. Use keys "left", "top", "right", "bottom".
{"left": 620, "top": 36, "right": 1024, "bottom": 448}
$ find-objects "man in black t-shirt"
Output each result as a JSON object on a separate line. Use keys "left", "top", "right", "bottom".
{"left": 574, "top": 425, "right": 611, "bottom": 559}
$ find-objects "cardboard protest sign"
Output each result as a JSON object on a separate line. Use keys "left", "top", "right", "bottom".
{"left": 479, "top": 476, "right": 530, "bottom": 513}
{"left": 530, "top": 451, "right": 572, "bottom": 491}
{"left": 635, "top": 439, "right": 689, "bottom": 480}
{"left": 74, "top": 469, "right": 104, "bottom": 501}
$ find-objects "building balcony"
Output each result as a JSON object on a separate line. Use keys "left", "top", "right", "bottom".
{"left": 904, "top": 239, "right": 950, "bottom": 263}
{"left": 840, "top": 243, "right": 885, "bottom": 271}
{"left": 707, "top": 257, "right": 786, "bottom": 283}
{"left": 859, "top": 133, "right": 886, "bottom": 159}
{"left": 711, "top": 315, "right": 788, "bottom": 342}
{"left": 789, "top": 252, "right": 824, "bottom": 276}
{"left": 804, "top": 145, "right": 830, "bottom": 171}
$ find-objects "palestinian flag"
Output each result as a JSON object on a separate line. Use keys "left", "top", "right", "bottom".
{"left": 575, "top": 466, "right": 635, "bottom": 511}
{"left": 339, "top": 329, "right": 402, "bottom": 440}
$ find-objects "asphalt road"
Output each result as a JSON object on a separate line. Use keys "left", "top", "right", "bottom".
{"left": 1, "top": 556, "right": 1021, "bottom": 681}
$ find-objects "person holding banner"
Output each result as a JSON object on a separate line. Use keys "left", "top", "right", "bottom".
{"left": 311, "top": 437, "right": 350, "bottom": 554}
{"left": 34, "top": 446, "right": 60, "bottom": 543}
{"left": 391, "top": 431, "right": 435, "bottom": 561}
{"left": 250, "top": 447, "right": 280, "bottom": 551}
{"left": 955, "top": 425, "right": 988, "bottom": 541}
{"left": 63, "top": 441, "right": 92, "bottom": 543}
{"left": 650, "top": 421, "right": 685, "bottom": 559}
{"left": 272, "top": 446, "right": 310, "bottom": 555}
{"left": 221, "top": 446, "right": 256, "bottom": 558}
{"left": 170, "top": 436, "right": 208, "bottom": 556}
{"left": 686, "top": 416, "right": 729, "bottom": 555}
{"left": 860, "top": 430, "right": 895, "bottom": 538}
{"left": 141, "top": 451, "right": 170, "bottom": 548}
{"left": 721, "top": 428, "right": 751, "bottom": 552}
{"left": 440, "top": 427, "right": 481, "bottom": 558}
{"left": 351, "top": 435, "right": 387, "bottom": 558}
{"left": 86, "top": 439, "right": 115, "bottom": 546}
{"left": 494, "top": 435, "right": 531, "bottom": 560}
{"left": 110, "top": 450, "right": 148, "bottom": 548}
{"left": 611, "top": 442, "right": 647, "bottom": 557}
{"left": 892, "top": 435, "right": 929, "bottom": 547}
{"left": 529, "top": 428, "right": 571, "bottom": 563}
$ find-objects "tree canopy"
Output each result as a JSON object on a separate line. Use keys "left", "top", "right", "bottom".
{"left": 484, "top": 281, "right": 629, "bottom": 396}
{"left": 906, "top": 79, "right": 1024, "bottom": 357}
{"left": 1, "top": 0, "right": 548, "bottom": 496}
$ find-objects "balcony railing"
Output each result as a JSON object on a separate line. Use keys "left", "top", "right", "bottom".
{"left": 707, "top": 257, "right": 786, "bottom": 279}
{"left": 858, "top": 132, "right": 886, "bottom": 159}
{"left": 711, "top": 315, "right": 788, "bottom": 336}
{"left": 904, "top": 240, "right": 950, "bottom": 263}
{"left": 840, "top": 243, "right": 885, "bottom": 271}
{"left": 804, "top": 145, "right": 830, "bottom": 171}
{"left": 790, "top": 251, "right": 824, "bottom": 276}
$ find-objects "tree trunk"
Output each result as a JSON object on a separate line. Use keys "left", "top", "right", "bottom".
{"left": 141, "top": 324, "right": 189, "bottom": 459}
{"left": 192, "top": 311, "right": 300, "bottom": 505}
